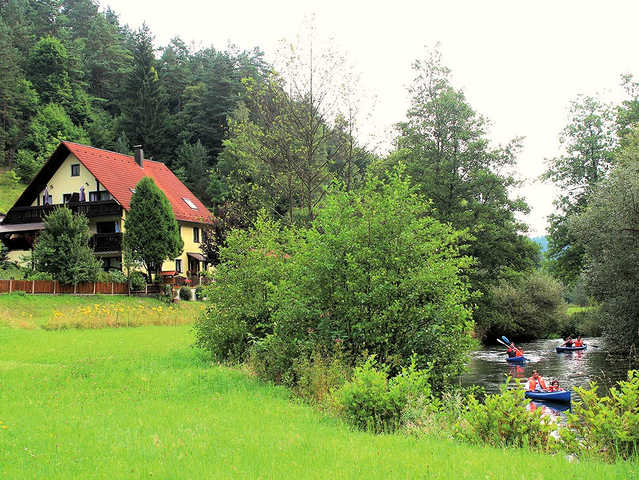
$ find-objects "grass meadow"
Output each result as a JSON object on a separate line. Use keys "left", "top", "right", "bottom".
{"left": 0, "top": 293, "right": 204, "bottom": 329}
{"left": 0, "top": 296, "right": 636, "bottom": 478}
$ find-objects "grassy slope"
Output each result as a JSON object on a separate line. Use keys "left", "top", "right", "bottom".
{"left": 0, "top": 326, "right": 635, "bottom": 478}
{"left": 0, "top": 168, "right": 23, "bottom": 213}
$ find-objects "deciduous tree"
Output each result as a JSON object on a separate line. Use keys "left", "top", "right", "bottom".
{"left": 572, "top": 128, "right": 639, "bottom": 352}
{"left": 543, "top": 95, "right": 617, "bottom": 285}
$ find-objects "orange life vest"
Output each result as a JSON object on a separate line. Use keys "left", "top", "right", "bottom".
{"left": 574, "top": 339, "right": 583, "bottom": 347}
{"left": 527, "top": 376, "right": 547, "bottom": 391}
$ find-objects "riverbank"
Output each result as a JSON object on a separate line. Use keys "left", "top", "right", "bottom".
{"left": 0, "top": 322, "right": 635, "bottom": 478}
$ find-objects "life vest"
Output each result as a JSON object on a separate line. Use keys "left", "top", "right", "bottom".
{"left": 507, "top": 347, "right": 523, "bottom": 357}
{"left": 527, "top": 376, "right": 547, "bottom": 391}
{"left": 574, "top": 339, "right": 583, "bottom": 347}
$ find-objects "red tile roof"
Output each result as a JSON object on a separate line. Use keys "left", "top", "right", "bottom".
{"left": 62, "top": 142, "right": 212, "bottom": 224}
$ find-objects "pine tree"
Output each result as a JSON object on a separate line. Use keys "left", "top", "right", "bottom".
{"left": 123, "top": 177, "right": 183, "bottom": 280}
{"left": 119, "top": 24, "right": 168, "bottom": 160}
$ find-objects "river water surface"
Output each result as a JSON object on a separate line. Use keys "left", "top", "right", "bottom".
{"left": 460, "top": 337, "right": 637, "bottom": 397}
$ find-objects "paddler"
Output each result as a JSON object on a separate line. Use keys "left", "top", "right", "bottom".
{"left": 561, "top": 336, "right": 574, "bottom": 347}
{"left": 573, "top": 335, "right": 583, "bottom": 347}
{"left": 527, "top": 370, "right": 547, "bottom": 392}
{"left": 506, "top": 341, "right": 524, "bottom": 358}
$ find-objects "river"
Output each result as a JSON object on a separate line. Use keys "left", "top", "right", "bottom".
{"left": 460, "top": 337, "right": 638, "bottom": 397}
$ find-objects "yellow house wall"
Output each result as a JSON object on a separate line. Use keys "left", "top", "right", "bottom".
{"left": 31, "top": 153, "right": 109, "bottom": 206}
{"left": 160, "top": 221, "right": 210, "bottom": 274}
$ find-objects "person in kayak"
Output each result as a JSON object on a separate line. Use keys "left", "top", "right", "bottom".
{"left": 506, "top": 342, "right": 523, "bottom": 358}
{"left": 561, "top": 336, "right": 574, "bottom": 347}
{"left": 547, "top": 379, "right": 563, "bottom": 392}
{"left": 574, "top": 335, "right": 583, "bottom": 347}
{"left": 527, "top": 370, "right": 547, "bottom": 391}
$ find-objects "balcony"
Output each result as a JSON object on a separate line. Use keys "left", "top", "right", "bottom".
{"left": 4, "top": 200, "right": 122, "bottom": 224}
{"left": 90, "top": 232, "right": 122, "bottom": 253}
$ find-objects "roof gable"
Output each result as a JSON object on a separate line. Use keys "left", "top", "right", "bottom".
{"left": 8, "top": 142, "right": 212, "bottom": 224}
{"left": 62, "top": 142, "right": 212, "bottom": 224}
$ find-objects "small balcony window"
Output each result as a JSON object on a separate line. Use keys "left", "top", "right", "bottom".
{"left": 193, "top": 227, "right": 200, "bottom": 243}
{"left": 71, "top": 164, "right": 80, "bottom": 177}
{"left": 63, "top": 193, "right": 72, "bottom": 204}
{"left": 89, "top": 191, "right": 111, "bottom": 202}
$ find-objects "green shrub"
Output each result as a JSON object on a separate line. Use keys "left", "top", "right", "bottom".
{"left": 179, "top": 286, "right": 192, "bottom": 301}
{"left": 273, "top": 172, "right": 474, "bottom": 389}
{"left": 0, "top": 266, "right": 25, "bottom": 280}
{"left": 401, "top": 385, "right": 486, "bottom": 437}
{"left": 96, "top": 270, "right": 111, "bottom": 282}
{"left": 128, "top": 271, "right": 146, "bottom": 291}
{"left": 453, "top": 379, "right": 557, "bottom": 452}
{"left": 333, "top": 356, "right": 432, "bottom": 433}
{"left": 293, "top": 347, "right": 351, "bottom": 405}
{"left": 194, "top": 286, "right": 205, "bottom": 300}
{"left": 193, "top": 214, "right": 289, "bottom": 362}
{"left": 248, "top": 334, "right": 298, "bottom": 386}
{"left": 109, "top": 270, "right": 127, "bottom": 284}
{"left": 483, "top": 270, "right": 566, "bottom": 341}
{"left": 195, "top": 304, "right": 250, "bottom": 363}
{"left": 24, "top": 270, "right": 53, "bottom": 281}
{"left": 334, "top": 357, "right": 400, "bottom": 433}
{"left": 561, "top": 370, "right": 639, "bottom": 461}
{"left": 0, "top": 243, "right": 9, "bottom": 269}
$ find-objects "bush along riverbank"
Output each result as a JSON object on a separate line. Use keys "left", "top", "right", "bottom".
{"left": 192, "top": 173, "right": 638, "bottom": 466}
{"left": 250, "top": 350, "right": 639, "bottom": 464}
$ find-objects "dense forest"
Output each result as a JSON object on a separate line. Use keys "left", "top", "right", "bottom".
{"left": 2, "top": 0, "right": 639, "bottom": 353}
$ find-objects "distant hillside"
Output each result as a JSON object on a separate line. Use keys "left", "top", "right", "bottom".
{"left": 531, "top": 236, "right": 548, "bottom": 252}
{"left": 0, "top": 169, "right": 23, "bottom": 214}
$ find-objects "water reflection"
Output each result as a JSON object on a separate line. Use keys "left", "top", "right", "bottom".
{"left": 460, "top": 337, "right": 638, "bottom": 397}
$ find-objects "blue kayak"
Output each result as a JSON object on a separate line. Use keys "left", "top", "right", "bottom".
{"left": 525, "top": 390, "right": 571, "bottom": 404}
{"left": 506, "top": 356, "right": 527, "bottom": 363}
{"left": 556, "top": 345, "right": 587, "bottom": 353}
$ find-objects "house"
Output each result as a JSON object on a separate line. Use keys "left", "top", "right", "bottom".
{"left": 0, "top": 142, "right": 213, "bottom": 279}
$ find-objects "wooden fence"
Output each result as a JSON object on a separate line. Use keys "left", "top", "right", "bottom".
{"left": 0, "top": 279, "right": 130, "bottom": 295}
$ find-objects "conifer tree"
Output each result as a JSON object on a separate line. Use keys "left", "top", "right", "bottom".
{"left": 123, "top": 177, "right": 183, "bottom": 280}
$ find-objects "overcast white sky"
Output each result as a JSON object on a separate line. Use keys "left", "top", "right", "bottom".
{"left": 104, "top": 0, "right": 639, "bottom": 236}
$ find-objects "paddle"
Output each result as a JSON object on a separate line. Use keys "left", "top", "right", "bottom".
{"left": 497, "top": 337, "right": 524, "bottom": 357}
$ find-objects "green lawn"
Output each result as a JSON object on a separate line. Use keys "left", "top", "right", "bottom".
{"left": 0, "top": 168, "right": 23, "bottom": 213}
{"left": 0, "top": 320, "right": 636, "bottom": 478}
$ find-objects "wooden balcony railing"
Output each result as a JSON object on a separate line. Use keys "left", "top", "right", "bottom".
{"left": 4, "top": 200, "right": 122, "bottom": 224}
{"left": 89, "top": 233, "right": 122, "bottom": 253}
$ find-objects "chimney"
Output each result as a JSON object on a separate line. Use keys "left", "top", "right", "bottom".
{"left": 133, "top": 145, "right": 144, "bottom": 168}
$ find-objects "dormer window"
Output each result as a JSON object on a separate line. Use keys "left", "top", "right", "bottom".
{"left": 183, "top": 197, "right": 198, "bottom": 210}
{"left": 71, "top": 164, "right": 80, "bottom": 177}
